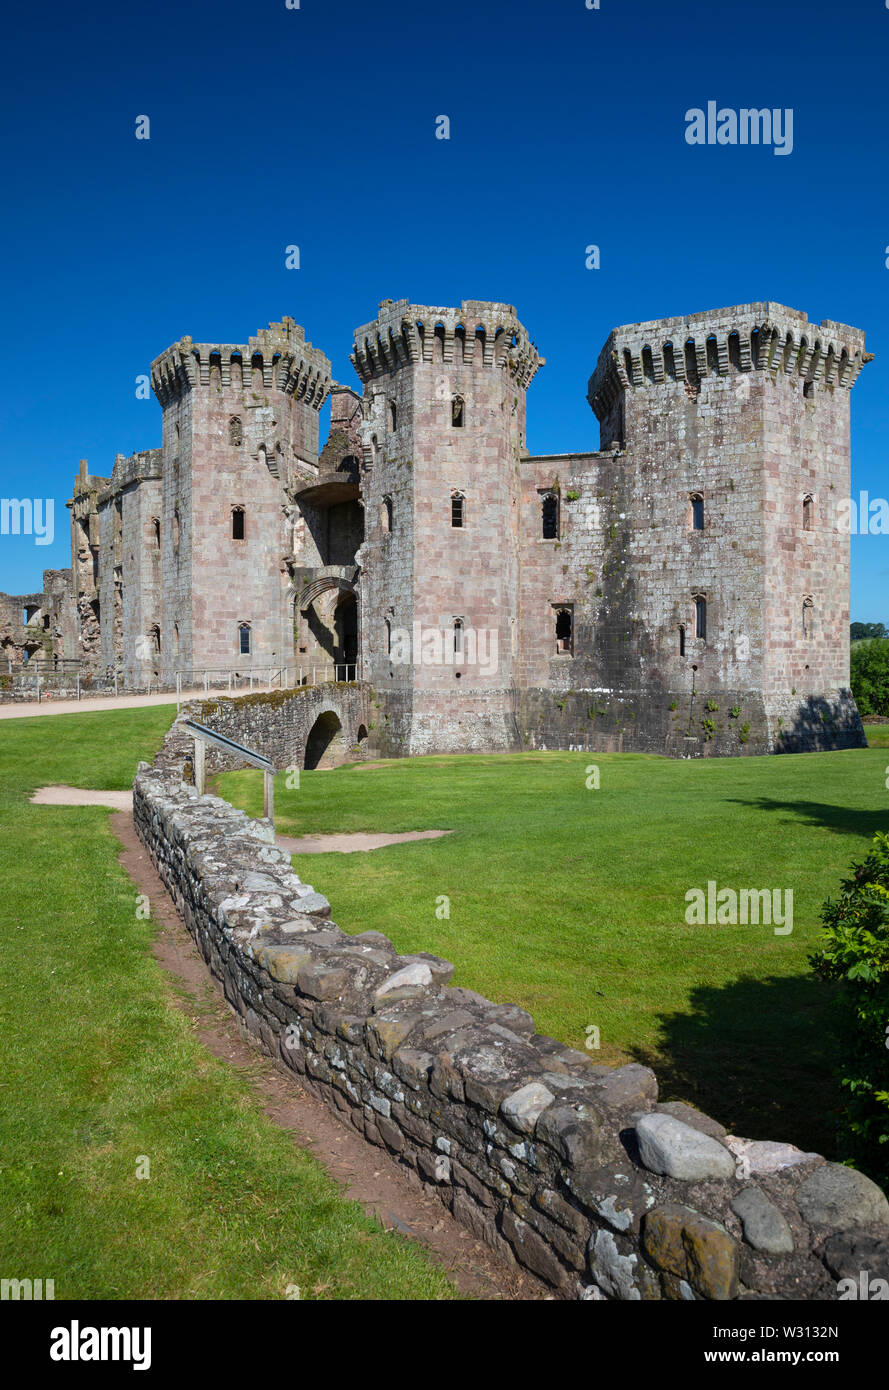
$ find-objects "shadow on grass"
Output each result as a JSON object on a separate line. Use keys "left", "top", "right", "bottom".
{"left": 628, "top": 972, "right": 844, "bottom": 1159}
{"left": 728, "top": 798, "right": 889, "bottom": 840}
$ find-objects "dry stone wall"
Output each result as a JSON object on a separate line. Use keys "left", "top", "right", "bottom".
{"left": 133, "top": 720, "right": 889, "bottom": 1300}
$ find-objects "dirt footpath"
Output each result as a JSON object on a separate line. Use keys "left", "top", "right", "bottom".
{"left": 110, "top": 808, "right": 547, "bottom": 1301}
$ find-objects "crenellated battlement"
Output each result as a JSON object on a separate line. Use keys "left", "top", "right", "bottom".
{"left": 350, "top": 298, "right": 541, "bottom": 388}
{"left": 587, "top": 301, "right": 871, "bottom": 422}
{"left": 150, "top": 318, "right": 332, "bottom": 410}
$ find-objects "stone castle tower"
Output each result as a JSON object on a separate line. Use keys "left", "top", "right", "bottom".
{"left": 149, "top": 318, "right": 331, "bottom": 681}
{"left": 577, "top": 303, "right": 868, "bottom": 752}
{"left": 351, "top": 299, "right": 540, "bottom": 752}
{"left": 59, "top": 298, "right": 869, "bottom": 756}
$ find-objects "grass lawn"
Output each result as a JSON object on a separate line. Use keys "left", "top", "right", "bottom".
{"left": 0, "top": 709, "right": 456, "bottom": 1300}
{"left": 862, "top": 721, "right": 889, "bottom": 749}
{"left": 221, "top": 745, "right": 889, "bottom": 1161}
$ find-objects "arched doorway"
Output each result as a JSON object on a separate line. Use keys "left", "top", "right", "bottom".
{"left": 304, "top": 710, "right": 344, "bottom": 769}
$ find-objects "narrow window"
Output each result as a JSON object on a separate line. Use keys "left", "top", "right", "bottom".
{"left": 454, "top": 618, "right": 464, "bottom": 657}
{"left": 238, "top": 623, "right": 251, "bottom": 655}
{"left": 541, "top": 492, "right": 559, "bottom": 540}
{"left": 679, "top": 624, "right": 686, "bottom": 657}
{"left": 690, "top": 494, "right": 704, "bottom": 531}
{"left": 802, "top": 597, "right": 814, "bottom": 637}
{"left": 388, "top": 400, "right": 397, "bottom": 431}
{"left": 555, "top": 606, "right": 573, "bottom": 655}
{"left": 150, "top": 625, "right": 161, "bottom": 655}
{"left": 451, "top": 396, "right": 465, "bottom": 428}
{"left": 173, "top": 508, "right": 180, "bottom": 552}
{"left": 232, "top": 506, "right": 246, "bottom": 540}
{"left": 385, "top": 617, "right": 392, "bottom": 657}
{"left": 229, "top": 417, "right": 243, "bottom": 446}
{"left": 152, "top": 517, "right": 160, "bottom": 548}
{"left": 380, "top": 496, "right": 393, "bottom": 533}
{"left": 728, "top": 331, "right": 742, "bottom": 370}
{"left": 803, "top": 494, "right": 814, "bottom": 531}
{"left": 451, "top": 490, "right": 465, "bottom": 528}
{"left": 694, "top": 595, "right": 707, "bottom": 641}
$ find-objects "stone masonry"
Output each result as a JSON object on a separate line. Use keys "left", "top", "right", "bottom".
{"left": 133, "top": 711, "right": 889, "bottom": 1299}
{"left": 36, "top": 298, "right": 871, "bottom": 756}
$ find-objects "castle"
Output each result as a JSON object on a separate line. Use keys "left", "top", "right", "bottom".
{"left": 6, "top": 299, "right": 871, "bottom": 756}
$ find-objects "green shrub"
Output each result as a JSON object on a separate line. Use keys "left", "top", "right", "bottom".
{"left": 810, "top": 832, "right": 889, "bottom": 1186}
{"left": 850, "top": 638, "right": 889, "bottom": 717}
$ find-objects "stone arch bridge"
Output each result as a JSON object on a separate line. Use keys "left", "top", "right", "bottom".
{"left": 186, "top": 681, "right": 372, "bottom": 775}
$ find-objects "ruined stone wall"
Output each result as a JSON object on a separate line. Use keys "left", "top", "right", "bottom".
{"left": 93, "top": 451, "right": 164, "bottom": 678}
{"left": 67, "top": 463, "right": 107, "bottom": 673}
{"left": 42, "top": 568, "right": 77, "bottom": 662}
{"left": 125, "top": 472, "right": 164, "bottom": 684}
{"left": 133, "top": 728, "right": 889, "bottom": 1300}
{"left": 0, "top": 590, "right": 47, "bottom": 668}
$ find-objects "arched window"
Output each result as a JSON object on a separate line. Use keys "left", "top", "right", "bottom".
{"left": 555, "top": 606, "right": 573, "bottom": 655}
{"left": 728, "top": 331, "right": 742, "bottom": 370}
{"left": 151, "top": 518, "right": 160, "bottom": 548}
{"left": 388, "top": 400, "right": 397, "bottom": 431}
{"left": 231, "top": 507, "right": 246, "bottom": 541}
{"left": 385, "top": 617, "right": 392, "bottom": 657}
{"left": 229, "top": 417, "right": 243, "bottom": 446}
{"left": 802, "top": 596, "right": 814, "bottom": 638}
{"left": 150, "top": 624, "right": 161, "bottom": 655}
{"left": 451, "top": 490, "right": 465, "bottom": 528}
{"left": 690, "top": 493, "right": 704, "bottom": 531}
{"left": 679, "top": 624, "right": 686, "bottom": 657}
{"left": 451, "top": 395, "right": 465, "bottom": 428}
{"left": 541, "top": 491, "right": 559, "bottom": 540}
{"left": 453, "top": 618, "right": 464, "bottom": 658}
{"left": 380, "top": 496, "right": 393, "bottom": 534}
{"left": 803, "top": 494, "right": 814, "bottom": 531}
{"left": 238, "top": 623, "right": 251, "bottom": 655}
{"left": 694, "top": 595, "right": 707, "bottom": 641}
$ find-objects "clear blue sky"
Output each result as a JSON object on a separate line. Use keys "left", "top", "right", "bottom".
{"left": 1, "top": 0, "right": 887, "bottom": 618}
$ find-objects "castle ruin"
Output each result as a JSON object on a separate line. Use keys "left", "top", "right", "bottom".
{"left": 16, "top": 299, "right": 869, "bottom": 755}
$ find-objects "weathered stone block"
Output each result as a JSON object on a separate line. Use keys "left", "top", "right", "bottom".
{"left": 642, "top": 1204, "right": 739, "bottom": 1300}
